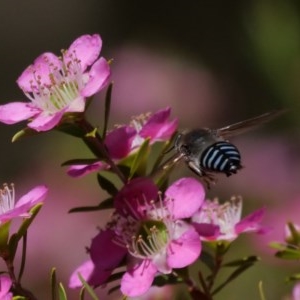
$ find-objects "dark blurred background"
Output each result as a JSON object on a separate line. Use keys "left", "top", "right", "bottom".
{"left": 0, "top": 1, "right": 299, "bottom": 299}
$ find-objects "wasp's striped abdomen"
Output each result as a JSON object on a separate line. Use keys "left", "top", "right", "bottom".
{"left": 200, "top": 141, "right": 242, "bottom": 176}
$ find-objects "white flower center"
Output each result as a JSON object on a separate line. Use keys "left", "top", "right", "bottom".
{"left": 201, "top": 196, "right": 242, "bottom": 235}
{"left": 24, "top": 51, "right": 87, "bottom": 113}
{"left": 112, "top": 197, "right": 176, "bottom": 260}
{"left": 130, "top": 112, "right": 151, "bottom": 149}
{"left": 0, "top": 183, "right": 15, "bottom": 215}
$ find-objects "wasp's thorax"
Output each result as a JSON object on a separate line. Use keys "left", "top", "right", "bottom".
{"left": 175, "top": 128, "right": 220, "bottom": 161}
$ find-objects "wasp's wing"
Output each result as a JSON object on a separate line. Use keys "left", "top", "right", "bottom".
{"left": 215, "top": 109, "right": 286, "bottom": 139}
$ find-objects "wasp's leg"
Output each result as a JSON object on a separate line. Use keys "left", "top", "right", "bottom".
{"left": 202, "top": 171, "right": 217, "bottom": 189}
{"left": 187, "top": 161, "right": 216, "bottom": 189}
{"left": 187, "top": 161, "right": 204, "bottom": 176}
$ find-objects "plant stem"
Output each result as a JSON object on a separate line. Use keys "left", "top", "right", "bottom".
{"left": 207, "top": 252, "right": 223, "bottom": 292}
{"left": 77, "top": 118, "right": 127, "bottom": 184}
{"left": 5, "top": 256, "right": 38, "bottom": 300}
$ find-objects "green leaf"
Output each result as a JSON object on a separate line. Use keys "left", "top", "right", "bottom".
{"left": 0, "top": 221, "right": 10, "bottom": 250}
{"left": 286, "top": 221, "right": 300, "bottom": 245}
{"left": 17, "top": 232, "right": 27, "bottom": 282}
{"left": 9, "top": 203, "right": 43, "bottom": 259}
{"left": 258, "top": 281, "right": 266, "bottom": 300}
{"left": 102, "top": 83, "right": 113, "bottom": 139}
{"left": 223, "top": 256, "right": 260, "bottom": 267}
{"left": 106, "top": 271, "right": 126, "bottom": 284}
{"left": 17, "top": 204, "right": 43, "bottom": 237}
{"left": 129, "top": 139, "right": 150, "bottom": 179}
{"left": 79, "top": 287, "right": 85, "bottom": 300}
{"left": 61, "top": 158, "right": 100, "bottom": 167}
{"left": 69, "top": 197, "right": 114, "bottom": 213}
{"left": 275, "top": 248, "right": 300, "bottom": 259}
{"left": 78, "top": 273, "right": 99, "bottom": 300}
{"left": 58, "top": 283, "right": 67, "bottom": 300}
{"left": 151, "top": 132, "right": 178, "bottom": 172}
{"left": 56, "top": 118, "right": 86, "bottom": 138}
{"left": 269, "top": 242, "right": 286, "bottom": 250}
{"left": 212, "top": 262, "right": 256, "bottom": 295}
{"left": 286, "top": 272, "right": 300, "bottom": 282}
{"left": 152, "top": 273, "right": 183, "bottom": 287}
{"left": 97, "top": 174, "right": 118, "bottom": 196}
{"left": 108, "top": 285, "right": 121, "bottom": 295}
{"left": 12, "top": 127, "right": 40, "bottom": 142}
{"left": 50, "top": 268, "right": 57, "bottom": 300}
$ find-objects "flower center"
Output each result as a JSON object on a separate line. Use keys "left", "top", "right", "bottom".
{"left": 0, "top": 184, "right": 15, "bottom": 215}
{"left": 129, "top": 219, "right": 169, "bottom": 259}
{"left": 130, "top": 112, "right": 151, "bottom": 149}
{"left": 200, "top": 197, "right": 242, "bottom": 234}
{"left": 25, "top": 51, "right": 87, "bottom": 113}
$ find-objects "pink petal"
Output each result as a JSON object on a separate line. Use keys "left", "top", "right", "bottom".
{"left": 0, "top": 275, "right": 12, "bottom": 298}
{"left": 167, "top": 227, "right": 201, "bottom": 268}
{"left": 69, "top": 260, "right": 111, "bottom": 288}
{"left": 192, "top": 223, "right": 221, "bottom": 240}
{"left": 121, "top": 260, "right": 157, "bottom": 297}
{"left": 165, "top": 178, "right": 205, "bottom": 219}
{"left": 67, "top": 162, "right": 108, "bottom": 178}
{"left": 0, "top": 208, "right": 31, "bottom": 223}
{"left": 0, "top": 185, "right": 49, "bottom": 222}
{"left": 28, "top": 110, "right": 65, "bottom": 132}
{"left": 235, "top": 207, "right": 265, "bottom": 235}
{"left": 152, "top": 251, "right": 171, "bottom": 274}
{"left": 293, "top": 283, "right": 300, "bottom": 300}
{"left": 81, "top": 57, "right": 111, "bottom": 97}
{"left": 66, "top": 34, "right": 102, "bottom": 71}
{"left": 16, "top": 185, "right": 48, "bottom": 208}
{"left": 114, "top": 177, "right": 158, "bottom": 217}
{"left": 0, "top": 102, "right": 40, "bottom": 124}
{"left": 140, "top": 107, "right": 178, "bottom": 141}
{"left": 17, "top": 53, "right": 61, "bottom": 92}
{"left": 90, "top": 229, "right": 127, "bottom": 270}
{"left": 105, "top": 126, "right": 137, "bottom": 159}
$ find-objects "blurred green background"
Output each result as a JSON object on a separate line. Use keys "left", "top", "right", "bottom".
{"left": 0, "top": 0, "right": 299, "bottom": 299}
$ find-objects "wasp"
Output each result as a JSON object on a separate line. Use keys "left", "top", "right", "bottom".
{"left": 161, "top": 110, "right": 286, "bottom": 188}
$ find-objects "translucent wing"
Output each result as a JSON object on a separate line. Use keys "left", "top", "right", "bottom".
{"left": 214, "top": 109, "right": 287, "bottom": 139}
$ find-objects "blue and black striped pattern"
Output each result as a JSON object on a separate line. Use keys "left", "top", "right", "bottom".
{"left": 200, "top": 141, "right": 241, "bottom": 175}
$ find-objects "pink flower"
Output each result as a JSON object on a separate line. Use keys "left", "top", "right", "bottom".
{"left": 67, "top": 107, "right": 178, "bottom": 177}
{"left": 0, "top": 275, "right": 12, "bottom": 300}
{"left": 192, "top": 196, "right": 266, "bottom": 242}
{"left": 68, "top": 259, "right": 111, "bottom": 289}
{"left": 0, "top": 34, "right": 110, "bottom": 132}
{"left": 0, "top": 184, "right": 48, "bottom": 224}
{"left": 70, "top": 177, "right": 204, "bottom": 297}
{"left": 293, "top": 283, "right": 300, "bottom": 300}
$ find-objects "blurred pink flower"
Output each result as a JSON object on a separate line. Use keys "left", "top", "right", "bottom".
{"left": 293, "top": 283, "right": 300, "bottom": 300}
{"left": 192, "top": 196, "right": 266, "bottom": 242}
{"left": 67, "top": 107, "right": 178, "bottom": 177}
{"left": 0, "top": 275, "right": 12, "bottom": 300}
{"left": 108, "top": 46, "right": 225, "bottom": 124}
{"left": 0, "top": 184, "right": 48, "bottom": 224}
{"left": 0, "top": 34, "right": 110, "bottom": 132}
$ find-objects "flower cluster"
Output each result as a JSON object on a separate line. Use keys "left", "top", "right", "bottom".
{"left": 69, "top": 177, "right": 266, "bottom": 297}
{"left": 67, "top": 106, "right": 178, "bottom": 177}
{"left": 0, "top": 33, "right": 279, "bottom": 300}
